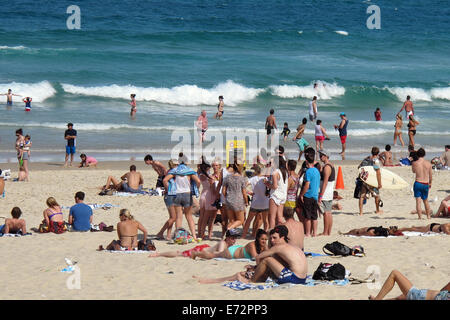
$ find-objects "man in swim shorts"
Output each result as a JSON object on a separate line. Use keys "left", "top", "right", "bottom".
{"left": 265, "top": 109, "right": 277, "bottom": 143}
{"left": 309, "top": 96, "right": 318, "bottom": 121}
{"left": 1, "top": 89, "right": 21, "bottom": 106}
{"left": 245, "top": 225, "right": 307, "bottom": 285}
{"left": 64, "top": 123, "right": 77, "bottom": 167}
{"left": 144, "top": 154, "right": 168, "bottom": 189}
{"left": 397, "top": 95, "right": 415, "bottom": 119}
{"left": 293, "top": 118, "right": 309, "bottom": 161}
{"left": 411, "top": 148, "right": 432, "bottom": 219}
{"left": 299, "top": 151, "right": 320, "bottom": 237}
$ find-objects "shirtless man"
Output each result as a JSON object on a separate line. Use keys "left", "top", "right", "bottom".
{"left": 102, "top": 165, "right": 144, "bottom": 193}
{"left": 439, "top": 145, "right": 450, "bottom": 167}
{"left": 379, "top": 145, "right": 393, "bottom": 166}
{"left": 281, "top": 207, "right": 304, "bottom": 250}
{"left": 144, "top": 154, "right": 167, "bottom": 189}
{"left": 293, "top": 118, "right": 309, "bottom": 161}
{"left": 244, "top": 225, "right": 307, "bottom": 284}
{"left": 397, "top": 95, "right": 414, "bottom": 118}
{"left": 150, "top": 229, "right": 238, "bottom": 259}
{"left": 309, "top": 96, "right": 318, "bottom": 121}
{"left": 1, "top": 89, "right": 21, "bottom": 107}
{"left": 265, "top": 109, "right": 277, "bottom": 143}
{"left": 411, "top": 148, "right": 432, "bottom": 219}
{"left": 215, "top": 96, "right": 224, "bottom": 120}
{"left": 196, "top": 110, "right": 208, "bottom": 145}
{"left": 0, "top": 207, "right": 27, "bottom": 234}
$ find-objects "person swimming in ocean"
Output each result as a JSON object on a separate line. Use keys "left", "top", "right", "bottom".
{"left": 23, "top": 97, "right": 32, "bottom": 112}
{"left": 1, "top": 89, "right": 21, "bottom": 107}
{"left": 215, "top": 95, "right": 224, "bottom": 120}
{"left": 129, "top": 94, "right": 136, "bottom": 118}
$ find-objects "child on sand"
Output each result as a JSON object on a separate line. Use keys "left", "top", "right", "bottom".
{"left": 79, "top": 154, "right": 98, "bottom": 168}
{"left": 379, "top": 144, "right": 393, "bottom": 166}
{"left": 0, "top": 207, "right": 27, "bottom": 234}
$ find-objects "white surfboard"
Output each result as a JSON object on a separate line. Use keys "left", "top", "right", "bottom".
{"left": 359, "top": 166, "right": 409, "bottom": 190}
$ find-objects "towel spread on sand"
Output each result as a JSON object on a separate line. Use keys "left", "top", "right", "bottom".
{"left": 0, "top": 232, "right": 32, "bottom": 237}
{"left": 62, "top": 203, "right": 120, "bottom": 210}
{"left": 344, "top": 231, "right": 442, "bottom": 238}
{"left": 223, "top": 275, "right": 350, "bottom": 290}
{"left": 213, "top": 252, "right": 325, "bottom": 262}
{"left": 103, "top": 250, "right": 157, "bottom": 254}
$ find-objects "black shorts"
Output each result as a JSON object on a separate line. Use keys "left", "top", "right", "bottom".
{"left": 266, "top": 125, "right": 273, "bottom": 135}
{"left": 302, "top": 197, "right": 318, "bottom": 220}
{"left": 156, "top": 175, "right": 165, "bottom": 189}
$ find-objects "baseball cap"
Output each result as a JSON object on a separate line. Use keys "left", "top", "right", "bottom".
{"left": 318, "top": 150, "right": 330, "bottom": 158}
{"left": 225, "top": 229, "right": 240, "bottom": 238}
{"left": 339, "top": 112, "right": 345, "bottom": 117}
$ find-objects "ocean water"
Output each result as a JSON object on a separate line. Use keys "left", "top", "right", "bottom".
{"left": 0, "top": 0, "right": 449, "bottom": 163}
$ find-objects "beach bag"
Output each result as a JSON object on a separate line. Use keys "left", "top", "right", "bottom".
{"left": 399, "top": 158, "right": 411, "bottom": 166}
{"left": 312, "top": 263, "right": 346, "bottom": 281}
{"left": 138, "top": 239, "right": 156, "bottom": 251}
{"left": 354, "top": 178, "right": 363, "bottom": 199}
{"left": 323, "top": 241, "right": 352, "bottom": 256}
{"left": 173, "top": 228, "right": 194, "bottom": 245}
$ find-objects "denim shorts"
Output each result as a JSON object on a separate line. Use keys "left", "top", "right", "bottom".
{"left": 173, "top": 192, "right": 193, "bottom": 208}
{"left": 164, "top": 195, "right": 176, "bottom": 208}
{"left": 406, "top": 287, "right": 427, "bottom": 300}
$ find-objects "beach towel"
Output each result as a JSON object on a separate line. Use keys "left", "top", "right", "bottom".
{"left": 168, "top": 164, "right": 199, "bottom": 197}
{"left": 103, "top": 250, "right": 157, "bottom": 254}
{"left": 344, "top": 231, "right": 442, "bottom": 238}
{"left": 223, "top": 275, "right": 350, "bottom": 291}
{"left": 62, "top": 203, "right": 120, "bottom": 210}
{"left": 213, "top": 252, "right": 325, "bottom": 262}
{"left": 0, "top": 232, "right": 32, "bottom": 237}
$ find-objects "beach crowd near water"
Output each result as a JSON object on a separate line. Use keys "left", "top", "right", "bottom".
{"left": 1, "top": 87, "right": 449, "bottom": 301}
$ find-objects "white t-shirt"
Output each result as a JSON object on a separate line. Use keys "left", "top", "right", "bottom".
{"left": 249, "top": 176, "right": 269, "bottom": 210}
{"left": 175, "top": 175, "right": 190, "bottom": 194}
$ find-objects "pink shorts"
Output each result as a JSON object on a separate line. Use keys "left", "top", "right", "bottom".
{"left": 315, "top": 136, "right": 325, "bottom": 142}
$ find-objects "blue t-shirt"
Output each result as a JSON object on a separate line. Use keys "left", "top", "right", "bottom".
{"left": 69, "top": 203, "right": 93, "bottom": 231}
{"left": 304, "top": 167, "right": 320, "bottom": 200}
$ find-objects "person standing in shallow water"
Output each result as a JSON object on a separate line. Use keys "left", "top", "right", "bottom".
{"left": 215, "top": 96, "right": 224, "bottom": 119}
{"left": 129, "top": 94, "right": 137, "bottom": 118}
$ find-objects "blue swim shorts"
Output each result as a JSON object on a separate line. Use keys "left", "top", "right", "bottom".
{"left": 406, "top": 287, "right": 427, "bottom": 300}
{"left": 66, "top": 146, "right": 76, "bottom": 154}
{"left": 277, "top": 268, "right": 306, "bottom": 285}
{"left": 295, "top": 138, "right": 309, "bottom": 152}
{"left": 413, "top": 181, "right": 429, "bottom": 200}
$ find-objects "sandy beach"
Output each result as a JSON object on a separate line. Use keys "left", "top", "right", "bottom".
{"left": 0, "top": 160, "right": 448, "bottom": 300}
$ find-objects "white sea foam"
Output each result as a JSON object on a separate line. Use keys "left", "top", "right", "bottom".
{"left": 335, "top": 30, "right": 349, "bottom": 36}
{"left": 61, "top": 80, "right": 264, "bottom": 107}
{"left": 430, "top": 87, "right": 450, "bottom": 101}
{"left": 0, "top": 45, "right": 27, "bottom": 50}
{"left": 386, "top": 87, "right": 432, "bottom": 102}
{"left": 269, "top": 81, "right": 345, "bottom": 100}
{"left": 0, "top": 81, "right": 56, "bottom": 102}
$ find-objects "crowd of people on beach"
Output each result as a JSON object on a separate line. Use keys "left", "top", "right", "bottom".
{"left": 2, "top": 89, "right": 449, "bottom": 299}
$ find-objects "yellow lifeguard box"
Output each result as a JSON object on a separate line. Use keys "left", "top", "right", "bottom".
{"left": 226, "top": 139, "right": 246, "bottom": 168}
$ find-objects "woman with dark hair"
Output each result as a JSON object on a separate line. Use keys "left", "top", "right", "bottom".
{"left": 197, "top": 159, "right": 217, "bottom": 239}
{"left": 0, "top": 207, "right": 27, "bottom": 235}
{"left": 15, "top": 128, "right": 26, "bottom": 180}
{"left": 266, "top": 156, "right": 288, "bottom": 229}
{"left": 222, "top": 160, "right": 248, "bottom": 231}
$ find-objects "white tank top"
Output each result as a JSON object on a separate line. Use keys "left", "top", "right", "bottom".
{"left": 315, "top": 124, "right": 323, "bottom": 137}
{"left": 309, "top": 100, "right": 315, "bottom": 115}
{"left": 270, "top": 169, "right": 287, "bottom": 201}
{"left": 175, "top": 175, "right": 190, "bottom": 194}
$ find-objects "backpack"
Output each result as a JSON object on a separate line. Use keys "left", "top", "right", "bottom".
{"left": 323, "top": 241, "right": 352, "bottom": 256}
{"left": 312, "top": 262, "right": 346, "bottom": 281}
{"left": 173, "top": 228, "right": 194, "bottom": 245}
{"left": 354, "top": 178, "right": 363, "bottom": 199}
{"left": 358, "top": 156, "right": 373, "bottom": 169}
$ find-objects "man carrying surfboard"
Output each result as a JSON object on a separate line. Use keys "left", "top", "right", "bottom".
{"left": 357, "top": 147, "right": 383, "bottom": 216}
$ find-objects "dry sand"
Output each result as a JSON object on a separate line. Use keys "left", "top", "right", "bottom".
{"left": 0, "top": 160, "right": 449, "bottom": 300}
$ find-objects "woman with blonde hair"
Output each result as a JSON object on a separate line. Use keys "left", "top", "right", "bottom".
{"left": 393, "top": 114, "right": 405, "bottom": 147}
{"left": 222, "top": 160, "right": 248, "bottom": 231}
{"left": 41, "top": 197, "right": 66, "bottom": 234}
{"left": 99, "top": 209, "right": 148, "bottom": 251}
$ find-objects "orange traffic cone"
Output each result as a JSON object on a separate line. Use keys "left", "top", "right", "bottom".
{"left": 335, "top": 166, "right": 345, "bottom": 189}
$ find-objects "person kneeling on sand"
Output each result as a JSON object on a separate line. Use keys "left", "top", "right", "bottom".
{"left": 98, "top": 209, "right": 149, "bottom": 251}
{"left": 0, "top": 207, "right": 27, "bottom": 235}
{"left": 369, "top": 269, "right": 449, "bottom": 300}
{"left": 433, "top": 195, "right": 450, "bottom": 218}
{"left": 101, "top": 165, "right": 144, "bottom": 193}
{"left": 194, "top": 225, "right": 307, "bottom": 285}
{"left": 79, "top": 154, "right": 98, "bottom": 168}
{"left": 191, "top": 229, "right": 268, "bottom": 260}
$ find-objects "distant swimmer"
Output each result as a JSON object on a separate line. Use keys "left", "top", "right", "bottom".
{"left": 374, "top": 108, "right": 382, "bottom": 121}
{"left": 129, "top": 94, "right": 136, "bottom": 118}
{"left": 23, "top": 97, "right": 32, "bottom": 112}
{"left": 265, "top": 109, "right": 277, "bottom": 143}
{"left": 397, "top": 95, "right": 414, "bottom": 118}
{"left": 1, "top": 89, "right": 21, "bottom": 106}
{"left": 196, "top": 110, "right": 208, "bottom": 145}
{"left": 215, "top": 96, "right": 224, "bottom": 120}
{"left": 309, "top": 96, "right": 318, "bottom": 121}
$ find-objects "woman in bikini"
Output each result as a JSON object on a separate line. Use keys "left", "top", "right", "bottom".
{"left": 393, "top": 114, "right": 405, "bottom": 147}
{"left": 398, "top": 223, "right": 450, "bottom": 235}
{"left": 339, "top": 226, "right": 400, "bottom": 237}
{"left": 129, "top": 94, "right": 137, "bottom": 118}
{"left": 0, "top": 207, "right": 27, "bottom": 234}
{"left": 197, "top": 160, "right": 219, "bottom": 240}
{"left": 433, "top": 195, "right": 450, "bottom": 218}
{"left": 407, "top": 115, "right": 419, "bottom": 147}
{"left": 42, "top": 197, "right": 67, "bottom": 234}
{"left": 99, "top": 209, "right": 148, "bottom": 251}
{"left": 369, "top": 269, "right": 449, "bottom": 300}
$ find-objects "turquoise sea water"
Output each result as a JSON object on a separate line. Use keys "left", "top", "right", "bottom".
{"left": 0, "top": 0, "right": 449, "bottom": 162}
